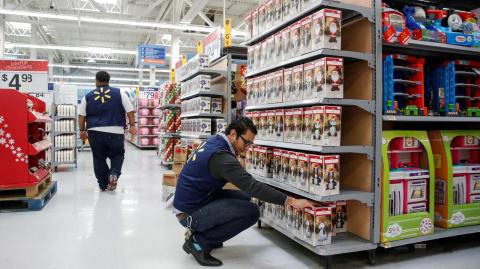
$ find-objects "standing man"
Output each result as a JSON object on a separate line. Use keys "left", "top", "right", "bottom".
{"left": 78, "top": 71, "right": 136, "bottom": 191}
{"left": 173, "top": 117, "right": 315, "bottom": 266}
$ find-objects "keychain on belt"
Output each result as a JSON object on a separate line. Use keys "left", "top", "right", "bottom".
{"left": 184, "top": 215, "right": 194, "bottom": 240}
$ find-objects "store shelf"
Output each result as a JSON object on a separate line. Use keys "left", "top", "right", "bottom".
{"left": 180, "top": 133, "right": 215, "bottom": 139}
{"left": 383, "top": 115, "right": 480, "bottom": 122}
{"left": 253, "top": 175, "right": 374, "bottom": 205}
{"left": 27, "top": 110, "right": 52, "bottom": 123}
{"left": 246, "top": 49, "right": 374, "bottom": 78}
{"left": 246, "top": 98, "right": 375, "bottom": 114}
{"left": 259, "top": 217, "right": 377, "bottom": 256}
{"left": 180, "top": 112, "right": 226, "bottom": 119}
{"left": 138, "top": 125, "right": 158, "bottom": 127}
{"left": 178, "top": 68, "right": 229, "bottom": 83}
{"left": 54, "top": 131, "right": 76, "bottom": 135}
{"left": 160, "top": 160, "right": 173, "bottom": 165}
{"left": 158, "top": 132, "right": 180, "bottom": 138}
{"left": 380, "top": 225, "right": 480, "bottom": 248}
{"left": 52, "top": 161, "right": 77, "bottom": 165}
{"left": 54, "top": 146, "right": 76, "bottom": 151}
{"left": 137, "top": 106, "right": 157, "bottom": 109}
{"left": 244, "top": 0, "right": 374, "bottom": 46}
{"left": 136, "top": 115, "right": 159, "bottom": 118}
{"left": 137, "top": 134, "right": 158, "bottom": 137}
{"left": 158, "top": 104, "right": 181, "bottom": 109}
{"left": 254, "top": 140, "right": 373, "bottom": 158}
{"left": 28, "top": 140, "right": 52, "bottom": 155}
{"left": 180, "top": 90, "right": 226, "bottom": 101}
{"left": 54, "top": 116, "right": 76, "bottom": 120}
{"left": 383, "top": 40, "right": 480, "bottom": 58}
{"left": 126, "top": 139, "right": 157, "bottom": 149}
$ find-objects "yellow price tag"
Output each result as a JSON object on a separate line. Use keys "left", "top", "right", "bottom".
{"left": 224, "top": 19, "right": 232, "bottom": 48}
{"left": 170, "top": 68, "right": 175, "bottom": 82}
{"left": 196, "top": 41, "right": 204, "bottom": 54}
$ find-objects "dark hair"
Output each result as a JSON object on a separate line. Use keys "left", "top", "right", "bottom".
{"left": 95, "top": 71, "right": 110, "bottom": 83}
{"left": 226, "top": 117, "right": 258, "bottom": 136}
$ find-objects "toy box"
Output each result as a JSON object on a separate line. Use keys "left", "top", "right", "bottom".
{"left": 286, "top": 203, "right": 295, "bottom": 229}
{"left": 428, "top": 130, "right": 480, "bottom": 228}
{"left": 257, "top": 146, "right": 267, "bottom": 176}
{"left": 267, "top": 110, "right": 276, "bottom": 140}
{"left": 261, "top": 41, "right": 268, "bottom": 69}
{"left": 283, "top": 0, "right": 292, "bottom": 20}
{"left": 251, "top": 145, "right": 259, "bottom": 175}
{"left": 297, "top": 152, "right": 309, "bottom": 191}
{"left": 333, "top": 200, "right": 348, "bottom": 233}
{"left": 199, "top": 118, "right": 211, "bottom": 135}
{"left": 265, "top": 0, "right": 274, "bottom": 30}
{"left": 258, "top": 4, "right": 266, "bottom": 35}
{"left": 312, "top": 9, "right": 342, "bottom": 51}
{"left": 303, "top": 61, "right": 315, "bottom": 101}
{"left": 290, "top": 22, "right": 302, "bottom": 58}
{"left": 303, "top": 207, "right": 333, "bottom": 246}
{"left": 254, "top": 43, "right": 262, "bottom": 71}
{"left": 264, "top": 147, "right": 274, "bottom": 178}
{"left": 245, "top": 12, "right": 253, "bottom": 40}
{"left": 273, "top": 148, "right": 283, "bottom": 181}
{"left": 382, "top": 4, "right": 407, "bottom": 43}
{"left": 281, "top": 149, "right": 290, "bottom": 182}
{"left": 274, "top": 109, "right": 285, "bottom": 142}
{"left": 198, "top": 75, "right": 211, "bottom": 91}
{"left": 403, "top": 6, "right": 445, "bottom": 43}
{"left": 251, "top": 111, "right": 259, "bottom": 133}
{"left": 274, "top": 31, "right": 282, "bottom": 64}
{"left": 322, "top": 57, "right": 344, "bottom": 98}
{"left": 291, "top": 0, "right": 301, "bottom": 17}
{"left": 292, "top": 64, "right": 304, "bottom": 101}
{"left": 248, "top": 46, "right": 255, "bottom": 73}
{"left": 274, "top": 0, "right": 282, "bottom": 25}
{"left": 259, "top": 111, "right": 268, "bottom": 140}
{"left": 303, "top": 107, "right": 313, "bottom": 144}
{"left": 246, "top": 79, "right": 253, "bottom": 105}
{"left": 292, "top": 108, "right": 304, "bottom": 143}
{"left": 252, "top": 9, "right": 259, "bottom": 37}
{"left": 283, "top": 67, "right": 293, "bottom": 102}
{"left": 381, "top": 131, "right": 435, "bottom": 244}
{"left": 246, "top": 146, "right": 253, "bottom": 173}
{"left": 313, "top": 59, "right": 325, "bottom": 99}
{"left": 282, "top": 26, "right": 291, "bottom": 61}
{"left": 284, "top": 108, "right": 294, "bottom": 142}
{"left": 252, "top": 77, "right": 260, "bottom": 105}
{"left": 309, "top": 154, "right": 324, "bottom": 195}
{"left": 211, "top": 97, "right": 223, "bottom": 114}
{"left": 259, "top": 75, "right": 267, "bottom": 105}
{"left": 323, "top": 155, "right": 340, "bottom": 195}
{"left": 301, "top": 15, "right": 312, "bottom": 55}
{"left": 266, "top": 36, "right": 275, "bottom": 67}
{"left": 289, "top": 151, "right": 299, "bottom": 187}
{"left": 273, "top": 70, "right": 284, "bottom": 103}
{"left": 311, "top": 106, "right": 324, "bottom": 146}
{"left": 323, "top": 106, "right": 341, "bottom": 146}
{"left": 214, "top": 119, "right": 227, "bottom": 134}
{"left": 266, "top": 73, "right": 275, "bottom": 102}
{"left": 292, "top": 206, "right": 303, "bottom": 237}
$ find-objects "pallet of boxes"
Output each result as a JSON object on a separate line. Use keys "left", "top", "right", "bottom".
{"left": 162, "top": 145, "right": 188, "bottom": 202}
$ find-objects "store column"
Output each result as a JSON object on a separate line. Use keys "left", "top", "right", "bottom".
{"left": 170, "top": 36, "right": 180, "bottom": 69}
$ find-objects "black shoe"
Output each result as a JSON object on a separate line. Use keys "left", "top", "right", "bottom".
{"left": 183, "top": 238, "right": 223, "bottom": 267}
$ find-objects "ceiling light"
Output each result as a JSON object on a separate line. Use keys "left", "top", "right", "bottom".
{"left": 87, "top": 58, "right": 96, "bottom": 63}
{"left": 49, "top": 63, "right": 170, "bottom": 73}
{"left": 161, "top": 34, "right": 172, "bottom": 41}
{"left": 52, "top": 75, "right": 141, "bottom": 82}
{"left": 6, "top": 42, "right": 136, "bottom": 55}
{"left": 60, "top": 82, "right": 151, "bottom": 88}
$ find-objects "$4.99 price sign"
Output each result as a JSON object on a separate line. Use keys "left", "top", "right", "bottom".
{"left": 0, "top": 60, "right": 48, "bottom": 93}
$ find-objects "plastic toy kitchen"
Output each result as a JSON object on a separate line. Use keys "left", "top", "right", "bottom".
{"left": 429, "top": 130, "right": 480, "bottom": 228}
{"left": 381, "top": 131, "right": 435, "bottom": 244}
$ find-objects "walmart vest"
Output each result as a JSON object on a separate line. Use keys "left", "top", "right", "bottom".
{"left": 85, "top": 86, "right": 126, "bottom": 130}
{"left": 173, "top": 135, "right": 233, "bottom": 214}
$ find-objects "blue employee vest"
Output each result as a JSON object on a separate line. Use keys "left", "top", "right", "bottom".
{"left": 85, "top": 86, "right": 126, "bottom": 130}
{"left": 173, "top": 135, "right": 234, "bottom": 214}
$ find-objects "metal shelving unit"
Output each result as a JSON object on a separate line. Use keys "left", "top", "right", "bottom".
{"left": 51, "top": 104, "right": 78, "bottom": 171}
{"left": 383, "top": 115, "right": 480, "bottom": 122}
{"left": 157, "top": 104, "right": 181, "bottom": 110}
{"left": 180, "top": 134, "right": 215, "bottom": 139}
{"left": 180, "top": 112, "right": 226, "bottom": 119}
{"left": 180, "top": 90, "right": 226, "bottom": 101}
{"left": 245, "top": 98, "right": 375, "bottom": 114}
{"left": 158, "top": 132, "right": 180, "bottom": 138}
{"left": 178, "top": 68, "right": 228, "bottom": 83}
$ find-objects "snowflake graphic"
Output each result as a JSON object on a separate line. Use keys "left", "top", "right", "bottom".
{"left": 16, "top": 147, "right": 21, "bottom": 152}
{"left": 12, "top": 150, "right": 16, "bottom": 154}
{"left": 6, "top": 133, "right": 11, "bottom": 138}
{"left": 0, "top": 138, "right": 5, "bottom": 144}
{"left": 17, "top": 152, "right": 23, "bottom": 158}
{"left": 9, "top": 139, "right": 14, "bottom": 145}
{"left": 4, "top": 124, "right": 8, "bottom": 128}
{"left": 15, "top": 159, "right": 19, "bottom": 162}
{"left": 0, "top": 116, "right": 3, "bottom": 123}
{"left": 0, "top": 129, "right": 4, "bottom": 136}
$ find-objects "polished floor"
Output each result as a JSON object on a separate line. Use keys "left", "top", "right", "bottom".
{"left": 1, "top": 143, "right": 480, "bottom": 269}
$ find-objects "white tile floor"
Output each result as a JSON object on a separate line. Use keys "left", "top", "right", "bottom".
{"left": 1, "top": 143, "right": 480, "bottom": 269}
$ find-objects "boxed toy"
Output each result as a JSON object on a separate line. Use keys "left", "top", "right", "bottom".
{"left": 292, "top": 64, "right": 304, "bottom": 101}
{"left": 260, "top": 111, "right": 268, "bottom": 140}
{"left": 289, "top": 151, "right": 298, "bottom": 187}
{"left": 276, "top": 204, "right": 287, "bottom": 228}
{"left": 248, "top": 46, "right": 255, "bottom": 73}
{"left": 273, "top": 70, "right": 284, "bottom": 103}
{"left": 303, "top": 207, "right": 333, "bottom": 246}
{"left": 303, "top": 107, "right": 313, "bottom": 144}
{"left": 274, "top": 109, "right": 285, "bottom": 142}
{"left": 265, "top": 36, "right": 274, "bottom": 68}
{"left": 311, "top": 106, "right": 324, "bottom": 145}
{"left": 284, "top": 108, "right": 294, "bottom": 142}
{"left": 302, "top": 0, "right": 314, "bottom": 11}
{"left": 266, "top": 73, "right": 275, "bottom": 101}
{"left": 333, "top": 200, "right": 347, "bottom": 233}
{"left": 274, "top": 0, "right": 282, "bottom": 24}
{"left": 297, "top": 152, "right": 309, "bottom": 191}
{"left": 198, "top": 75, "right": 212, "bottom": 91}
{"left": 292, "top": 107, "right": 304, "bottom": 143}
{"left": 292, "top": 206, "right": 303, "bottom": 237}
{"left": 246, "top": 79, "right": 253, "bottom": 105}
{"left": 323, "top": 106, "right": 341, "bottom": 146}
{"left": 292, "top": 0, "right": 301, "bottom": 16}
{"left": 199, "top": 118, "right": 212, "bottom": 135}
{"left": 303, "top": 61, "right": 315, "bottom": 100}
{"left": 246, "top": 146, "right": 253, "bottom": 173}
{"left": 322, "top": 57, "right": 344, "bottom": 98}
{"left": 267, "top": 110, "right": 276, "bottom": 141}
{"left": 312, "top": 9, "right": 342, "bottom": 51}
{"left": 245, "top": 12, "right": 253, "bottom": 40}
{"left": 283, "top": 0, "right": 292, "bottom": 20}
{"left": 281, "top": 149, "right": 290, "bottom": 182}
{"left": 252, "top": 9, "right": 259, "bottom": 37}
{"left": 251, "top": 145, "right": 259, "bottom": 175}
{"left": 261, "top": 41, "right": 268, "bottom": 69}
{"left": 259, "top": 75, "right": 267, "bottom": 104}
{"left": 258, "top": 4, "right": 266, "bottom": 35}
{"left": 265, "top": 0, "right": 274, "bottom": 30}
{"left": 290, "top": 22, "right": 302, "bottom": 58}
{"left": 266, "top": 147, "right": 274, "bottom": 178}
{"left": 286, "top": 204, "right": 295, "bottom": 229}
{"left": 199, "top": 97, "right": 211, "bottom": 113}
{"left": 211, "top": 97, "right": 222, "bottom": 114}
{"left": 273, "top": 148, "right": 283, "bottom": 181}
{"left": 214, "top": 119, "right": 227, "bottom": 134}
{"left": 283, "top": 67, "right": 293, "bottom": 102}
{"left": 274, "top": 32, "right": 282, "bottom": 65}
{"left": 254, "top": 43, "right": 262, "bottom": 71}
{"left": 313, "top": 59, "right": 325, "bottom": 99}
{"left": 251, "top": 111, "right": 259, "bottom": 132}
{"left": 257, "top": 146, "right": 267, "bottom": 176}
{"left": 323, "top": 155, "right": 340, "bottom": 195}
{"left": 308, "top": 154, "right": 324, "bottom": 194}
{"left": 252, "top": 77, "right": 260, "bottom": 105}
{"left": 301, "top": 15, "right": 313, "bottom": 55}
{"left": 282, "top": 26, "right": 291, "bottom": 61}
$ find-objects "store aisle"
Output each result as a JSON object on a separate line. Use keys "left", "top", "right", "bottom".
{"left": 1, "top": 144, "right": 480, "bottom": 269}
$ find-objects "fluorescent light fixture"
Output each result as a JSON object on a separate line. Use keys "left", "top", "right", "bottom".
{"left": 161, "top": 34, "right": 172, "bottom": 41}
{"left": 52, "top": 75, "right": 141, "bottom": 82}
{"left": 6, "top": 21, "right": 31, "bottom": 29}
{"left": 60, "top": 82, "right": 150, "bottom": 88}
{"left": 5, "top": 42, "right": 136, "bottom": 55}
{"left": 95, "top": 0, "right": 118, "bottom": 4}
{"left": 49, "top": 63, "right": 170, "bottom": 73}
{"left": 0, "top": 8, "right": 247, "bottom": 38}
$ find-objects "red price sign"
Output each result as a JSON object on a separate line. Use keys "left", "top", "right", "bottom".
{"left": 383, "top": 26, "right": 396, "bottom": 43}
{"left": 397, "top": 28, "right": 411, "bottom": 45}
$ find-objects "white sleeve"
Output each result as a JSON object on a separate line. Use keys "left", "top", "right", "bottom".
{"left": 121, "top": 91, "right": 134, "bottom": 113}
{"left": 78, "top": 97, "right": 87, "bottom": 116}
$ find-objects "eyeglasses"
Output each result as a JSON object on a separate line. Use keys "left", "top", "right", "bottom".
{"left": 239, "top": 135, "right": 254, "bottom": 147}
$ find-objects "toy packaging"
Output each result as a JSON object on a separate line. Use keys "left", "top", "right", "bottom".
{"left": 292, "top": 206, "right": 303, "bottom": 237}
{"left": 303, "top": 107, "right": 313, "bottom": 144}
{"left": 251, "top": 145, "right": 258, "bottom": 175}
{"left": 257, "top": 146, "right": 267, "bottom": 176}
{"left": 402, "top": 6, "right": 445, "bottom": 43}
{"left": 252, "top": 77, "right": 260, "bottom": 105}
{"left": 303, "top": 61, "right": 315, "bottom": 100}
{"left": 283, "top": 68, "right": 293, "bottom": 102}
{"left": 266, "top": 147, "right": 274, "bottom": 178}
{"left": 211, "top": 97, "right": 223, "bottom": 114}
{"left": 281, "top": 149, "right": 290, "bottom": 182}
{"left": 198, "top": 75, "right": 211, "bottom": 91}
{"left": 214, "top": 119, "right": 227, "bottom": 134}
{"left": 265, "top": 0, "right": 274, "bottom": 30}
{"left": 323, "top": 155, "right": 340, "bottom": 195}
{"left": 302, "top": 0, "right": 314, "bottom": 12}
{"left": 292, "top": 0, "right": 301, "bottom": 16}
{"left": 274, "top": 109, "right": 285, "bottom": 142}
{"left": 297, "top": 152, "right": 309, "bottom": 191}
{"left": 252, "top": 9, "right": 259, "bottom": 37}
{"left": 301, "top": 16, "right": 313, "bottom": 55}
{"left": 273, "top": 148, "right": 283, "bottom": 181}
{"left": 323, "top": 57, "right": 344, "bottom": 98}
{"left": 312, "top": 9, "right": 342, "bottom": 51}
{"left": 258, "top": 4, "right": 266, "bottom": 35}
{"left": 199, "top": 118, "right": 212, "bottom": 135}
{"left": 284, "top": 108, "right": 294, "bottom": 142}
{"left": 303, "top": 207, "right": 333, "bottom": 246}
{"left": 267, "top": 110, "right": 276, "bottom": 141}
{"left": 292, "top": 64, "right": 304, "bottom": 101}
{"left": 254, "top": 44, "right": 262, "bottom": 71}
{"left": 251, "top": 111, "right": 259, "bottom": 135}
{"left": 266, "top": 36, "right": 275, "bottom": 68}
{"left": 282, "top": 26, "right": 291, "bottom": 61}
{"left": 246, "top": 146, "right": 253, "bottom": 173}
{"left": 260, "top": 111, "right": 268, "bottom": 140}
{"left": 308, "top": 154, "right": 324, "bottom": 195}
{"left": 333, "top": 200, "right": 348, "bottom": 233}
{"left": 266, "top": 73, "right": 275, "bottom": 101}
{"left": 245, "top": 12, "right": 253, "bottom": 40}
{"left": 289, "top": 151, "right": 299, "bottom": 187}
{"left": 261, "top": 41, "right": 268, "bottom": 69}
{"left": 323, "top": 106, "right": 341, "bottom": 146}
{"left": 292, "top": 108, "right": 304, "bottom": 143}
{"left": 290, "top": 22, "right": 302, "bottom": 58}
{"left": 311, "top": 106, "right": 324, "bottom": 146}
{"left": 259, "top": 75, "right": 267, "bottom": 105}
{"left": 283, "top": 0, "right": 292, "bottom": 20}
{"left": 274, "top": 0, "right": 282, "bottom": 24}
{"left": 313, "top": 59, "right": 326, "bottom": 99}
{"left": 248, "top": 46, "right": 255, "bottom": 73}
{"left": 286, "top": 204, "right": 295, "bottom": 229}
{"left": 273, "top": 70, "right": 284, "bottom": 103}
{"left": 246, "top": 79, "right": 253, "bottom": 105}
{"left": 274, "top": 32, "right": 283, "bottom": 64}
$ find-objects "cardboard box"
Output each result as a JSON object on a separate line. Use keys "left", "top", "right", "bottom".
{"left": 292, "top": 107, "right": 304, "bottom": 143}
{"left": 199, "top": 97, "right": 211, "bottom": 113}
{"left": 312, "top": 9, "right": 342, "bottom": 51}
{"left": 274, "top": 32, "right": 283, "bottom": 66}
{"left": 273, "top": 70, "right": 284, "bottom": 103}
{"left": 322, "top": 57, "right": 344, "bottom": 99}
{"left": 283, "top": 67, "right": 293, "bottom": 102}
{"left": 303, "top": 107, "right": 313, "bottom": 144}
{"left": 274, "top": 109, "right": 285, "bottom": 142}
{"left": 290, "top": 22, "right": 301, "bottom": 58}
{"left": 173, "top": 161, "right": 185, "bottom": 174}
{"left": 311, "top": 106, "right": 325, "bottom": 146}
{"left": 292, "top": 206, "right": 303, "bottom": 237}
{"left": 251, "top": 111, "right": 259, "bottom": 132}
{"left": 323, "top": 106, "right": 341, "bottom": 146}
{"left": 323, "top": 155, "right": 340, "bottom": 195}
{"left": 333, "top": 200, "right": 347, "bottom": 233}
{"left": 284, "top": 108, "right": 294, "bottom": 142}
{"left": 214, "top": 118, "right": 227, "bottom": 134}
{"left": 281, "top": 25, "right": 291, "bottom": 61}
{"left": 162, "top": 171, "right": 178, "bottom": 187}
{"left": 248, "top": 46, "right": 255, "bottom": 73}
{"left": 252, "top": 9, "right": 259, "bottom": 37}
{"left": 260, "top": 111, "right": 268, "bottom": 140}
{"left": 281, "top": 149, "right": 290, "bottom": 183}
{"left": 246, "top": 147, "right": 253, "bottom": 173}
{"left": 266, "top": 35, "right": 275, "bottom": 68}
{"left": 174, "top": 146, "right": 188, "bottom": 162}
{"left": 254, "top": 43, "right": 262, "bottom": 71}
{"left": 308, "top": 154, "right": 324, "bottom": 195}
{"left": 273, "top": 0, "right": 283, "bottom": 24}
{"left": 303, "top": 207, "right": 333, "bottom": 246}
{"left": 258, "top": 4, "right": 266, "bottom": 35}
{"left": 301, "top": 15, "right": 313, "bottom": 54}
{"left": 259, "top": 75, "right": 267, "bottom": 104}
{"left": 211, "top": 97, "right": 223, "bottom": 114}
{"left": 297, "top": 152, "right": 309, "bottom": 191}
{"left": 292, "top": 64, "right": 304, "bottom": 101}
{"left": 257, "top": 146, "right": 267, "bottom": 176}
{"left": 267, "top": 110, "right": 276, "bottom": 141}
{"left": 304, "top": 61, "right": 316, "bottom": 100}
{"left": 252, "top": 77, "right": 260, "bottom": 105}
{"left": 246, "top": 79, "right": 253, "bottom": 105}
{"left": 265, "top": 0, "right": 274, "bottom": 30}
{"left": 261, "top": 41, "right": 268, "bottom": 69}
{"left": 273, "top": 148, "right": 283, "bottom": 181}
{"left": 266, "top": 147, "right": 274, "bottom": 178}
{"left": 289, "top": 151, "right": 298, "bottom": 187}
{"left": 266, "top": 73, "right": 275, "bottom": 102}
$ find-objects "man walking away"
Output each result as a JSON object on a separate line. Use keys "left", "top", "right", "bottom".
{"left": 78, "top": 71, "right": 136, "bottom": 191}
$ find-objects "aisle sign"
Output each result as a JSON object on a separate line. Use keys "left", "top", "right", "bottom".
{"left": 196, "top": 41, "right": 204, "bottom": 54}
{"left": 0, "top": 60, "right": 48, "bottom": 93}
{"left": 137, "top": 45, "right": 166, "bottom": 66}
{"left": 224, "top": 19, "right": 232, "bottom": 48}
{"left": 204, "top": 29, "right": 222, "bottom": 62}
{"left": 139, "top": 87, "right": 158, "bottom": 99}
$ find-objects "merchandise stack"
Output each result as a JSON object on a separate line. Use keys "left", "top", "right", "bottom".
{"left": 127, "top": 87, "right": 159, "bottom": 149}
{"left": 157, "top": 82, "right": 181, "bottom": 165}
{"left": 52, "top": 104, "right": 78, "bottom": 170}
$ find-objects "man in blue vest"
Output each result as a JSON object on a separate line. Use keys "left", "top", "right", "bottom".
{"left": 78, "top": 71, "right": 135, "bottom": 191}
{"left": 174, "top": 117, "right": 315, "bottom": 266}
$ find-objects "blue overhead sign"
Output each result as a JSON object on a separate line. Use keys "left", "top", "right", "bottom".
{"left": 137, "top": 45, "right": 166, "bottom": 66}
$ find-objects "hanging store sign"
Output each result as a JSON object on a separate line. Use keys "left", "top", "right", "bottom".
{"left": 137, "top": 45, "right": 167, "bottom": 66}
{"left": 224, "top": 19, "right": 232, "bottom": 48}
{"left": 204, "top": 29, "right": 222, "bottom": 62}
{"left": 139, "top": 87, "right": 158, "bottom": 99}
{"left": 0, "top": 59, "right": 48, "bottom": 94}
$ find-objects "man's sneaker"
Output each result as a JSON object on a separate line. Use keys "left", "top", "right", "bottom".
{"left": 183, "top": 238, "right": 222, "bottom": 267}
{"left": 107, "top": 175, "right": 118, "bottom": 191}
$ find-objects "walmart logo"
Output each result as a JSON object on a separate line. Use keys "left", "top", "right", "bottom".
{"left": 94, "top": 87, "right": 111, "bottom": 104}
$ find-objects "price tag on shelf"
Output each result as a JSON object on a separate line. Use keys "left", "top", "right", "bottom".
{"left": 0, "top": 60, "right": 48, "bottom": 93}
{"left": 139, "top": 87, "right": 157, "bottom": 99}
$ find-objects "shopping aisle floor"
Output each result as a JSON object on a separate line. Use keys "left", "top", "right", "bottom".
{"left": 1, "top": 144, "right": 480, "bottom": 269}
